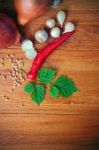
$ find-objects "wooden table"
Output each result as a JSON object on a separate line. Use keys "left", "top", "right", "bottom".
{"left": 0, "top": 0, "right": 99, "bottom": 149}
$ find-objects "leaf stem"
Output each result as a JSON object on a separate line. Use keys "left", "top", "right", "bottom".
{"left": 21, "top": 69, "right": 27, "bottom": 74}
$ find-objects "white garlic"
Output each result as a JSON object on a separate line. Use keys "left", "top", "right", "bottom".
{"left": 25, "top": 49, "right": 37, "bottom": 60}
{"left": 35, "top": 29, "right": 48, "bottom": 43}
{"left": 21, "top": 39, "right": 33, "bottom": 52}
{"left": 63, "top": 22, "right": 75, "bottom": 33}
{"left": 51, "top": 0, "right": 62, "bottom": 8}
{"left": 57, "top": 10, "right": 66, "bottom": 27}
{"left": 46, "top": 19, "right": 56, "bottom": 28}
{"left": 50, "top": 27, "right": 61, "bottom": 38}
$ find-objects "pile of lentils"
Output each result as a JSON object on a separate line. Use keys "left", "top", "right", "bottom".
{"left": 0, "top": 53, "right": 26, "bottom": 101}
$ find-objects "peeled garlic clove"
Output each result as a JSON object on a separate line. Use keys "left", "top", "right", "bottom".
{"left": 63, "top": 22, "right": 75, "bottom": 33}
{"left": 50, "top": 27, "right": 61, "bottom": 38}
{"left": 21, "top": 39, "right": 33, "bottom": 52}
{"left": 46, "top": 19, "right": 56, "bottom": 28}
{"left": 25, "top": 49, "right": 37, "bottom": 60}
{"left": 57, "top": 10, "right": 66, "bottom": 27}
{"left": 35, "top": 29, "right": 48, "bottom": 43}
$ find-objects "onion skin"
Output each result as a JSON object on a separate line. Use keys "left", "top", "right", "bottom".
{"left": 14, "top": 0, "right": 51, "bottom": 26}
{"left": 0, "top": 13, "right": 20, "bottom": 49}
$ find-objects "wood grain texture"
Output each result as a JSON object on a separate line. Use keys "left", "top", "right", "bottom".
{"left": 0, "top": 0, "right": 99, "bottom": 150}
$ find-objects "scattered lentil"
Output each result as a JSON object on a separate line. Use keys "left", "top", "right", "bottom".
{"left": 2, "top": 75, "right": 6, "bottom": 80}
{"left": 0, "top": 63, "right": 4, "bottom": 66}
{"left": 20, "top": 103, "right": 24, "bottom": 108}
{"left": 5, "top": 96, "right": 9, "bottom": 101}
{"left": 9, "top": 58, "right": 13, "bottom": 63}
{"left": 1, "top": 95, "right": 9, "bottom": 101}
{"left": 10, "top": 89, "right": 14, "bottom": 93}
{"left": 1, "top": 58, "right": 4, "bottom": 61}
{"left": 11, "top": 54, "right": 15, "bottom": 58}
{"left": 2, "top": 96, "right": 5, "bottom": 100}
{"left": 6, "top": 54, "right": 10, "bottom": 58}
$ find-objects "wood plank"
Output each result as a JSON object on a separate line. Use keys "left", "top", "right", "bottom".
{"left": 0, "top": 50, "right": 99, "bottom": 112}
{"left": 0, "top": 0, "right": 99, "bottom": 149}
{"left": 2, "top": 23, "right": 99, "bottom": 50}
{"left": 0, "top": 114, "right": 99, "bottom": 150}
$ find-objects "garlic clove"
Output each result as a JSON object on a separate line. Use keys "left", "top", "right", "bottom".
{"left": 57, "top": 10, "right": 66, "bottom": 27}
{"left": 50, "top": 27, "right": 61, "bottom": 38}
{"left": 21, "top": 39, "right": 33, "bottom": 52}
{"left": 46, "top": 19, "right": 56, "bottom": 28}
{"left": 25, "top": 49, "right": 37, "bottom": 60}
{"left": 51, "top": 0, "right": 62, "bottom": 8}
{"left": 35, "top": 29, "right": 48, "bottom": 43}
{"left": 63, "top": 22, "right": 75, "bottom": 33}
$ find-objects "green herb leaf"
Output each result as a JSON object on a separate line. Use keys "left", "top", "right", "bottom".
{"left": 50, "top": 85, "right": 59, "bottom": 99}
{"left": 24, "top": 83, "right": 34, "bottom": 93}
{"left": 31, "top": 85, "right": 45, "bottom": 105}
{"left": 54, "top": 76, "right": 78, "bottom": 98}
{"left": 38, "top": 68, "right": 56, "bottom": 84}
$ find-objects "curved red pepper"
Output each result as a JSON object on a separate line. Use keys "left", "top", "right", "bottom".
{"left": 27, "top": 31, "right": 75, "bottom": 80}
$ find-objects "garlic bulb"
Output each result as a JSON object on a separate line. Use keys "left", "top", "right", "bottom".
{"left": 57, "top": 10, "right": 66, "bottom": 27}
{"left": 46, "top": 19, "right": 56, "bottom": 28}
{"left": 21, "top": 39, "right": 33, "bottom": 52}
{"left": 63, "top": 22, "right": 75, "bottom": 33}
{"left": 25, "top": 49, "right": 37, "bottom": 60}
{"left": 50, "top": 27, "right": 61, "bottom": 38}
{"left": 35, "top": 29, "right": 48, "bottom": 43}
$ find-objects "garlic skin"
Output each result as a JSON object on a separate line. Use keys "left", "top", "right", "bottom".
{"left": 21, "top": 39, "right": 33, "bottom": 52}
{"left": 25, "top": 49, "right": 37, "bottom": 60}
{"left": 63, "top": 22, "right": 75, "bottom": 33}
{"left": 57, "top": 10, "right": 66, "bottom": 27}
{"left": 50, "top": 27, "right": 61, "bottom": 38}
{"left": 46, "top": 19, "right": 56, "bottom": 28}
{"left": 35, "top": 29, "right": 48, "bottom": 43}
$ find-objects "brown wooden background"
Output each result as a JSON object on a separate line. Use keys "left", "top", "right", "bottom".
{"left": 0, "top": 0, "right": 99, "bottom": 150}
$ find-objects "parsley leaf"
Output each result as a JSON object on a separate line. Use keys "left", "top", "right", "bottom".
{"left": 50, "top": 85, "right": 59, "bottom": 99}
{"left": 24, "top": 83, "right": 34, "bottom": 93}
{"left": 38, "top": 68, "right": 56, "bottom": 84}
{"left": 54, "top": 76, "right": 78, "bottom": 98}
{"left": 31, "top": 85, "right": 45, "bottom": 105}
{"left": 24, "top": 68, "right": 79, "bottom": 105}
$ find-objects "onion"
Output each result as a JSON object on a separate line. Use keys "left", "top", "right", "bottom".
{"left": 14, "top": 0, "right": 51, "bottom": 26}
{"left": 0, "top": 13, "right": 20, "bottom": 49}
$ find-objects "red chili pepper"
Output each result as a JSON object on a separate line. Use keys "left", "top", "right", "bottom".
{"left": 27, "top": 31, "right": 75, "bottom": 80}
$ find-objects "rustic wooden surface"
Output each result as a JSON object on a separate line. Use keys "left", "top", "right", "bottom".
{"left": 0, "top": 0, "right": 99, "bottom": 150}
